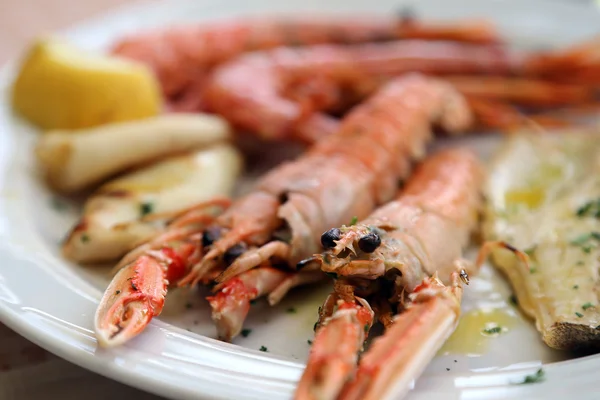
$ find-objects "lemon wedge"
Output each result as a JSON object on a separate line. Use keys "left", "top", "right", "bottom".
{"left": 12, "top": 37, "right": 161, "bottom": 130}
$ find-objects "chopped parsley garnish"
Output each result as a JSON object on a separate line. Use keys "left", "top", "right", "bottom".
{"left": 576, "top": 199, "right": 600, "bottom": 218}
{"left": 50, "top": 197, "right": 68, "bottom": 211}
{"left": 81, "top": 234, "right": 90, "bottom": 243}
{"left": 575, "top": 312, "right": 584, "bottom": 318}
{"left": 570, "top": 232, "right": 600, "bottom": 253}
{"left": 518, "top": 369, "right": 545, "bottom": 384}
{"left": 573, "top": 285, "right": 580, "bottom": 289}
{"left": 325, "top": 272, "right": 337, "bottom": 279}
{"left": 286, "top": 307, "right": 297, "bottom": 314}
{"left": 349, "top": 216, "right": 358, "bottom": 226}
{"left": 482, "top": 326, "right": 503, "bottom": 335}
{"left": 259, "top": 346, "right": 268, "bottom": 352}
{"left": 185, "top": 302, "right": 193, "bottom": 309}
{"left": 364, "top": 324, "right": 369, "bottom": 333}
{"left": 115, "top": 290, "right": 121, "bottom": 295}
{"left": 509, "top": 295, "right": 518, "bottom": 306}
{"left": 307, "top": 339, "right": 313, "bottom": 345}
{"left": 241, "top": 329, "right": 252, "bottom": 337}
{"left": 577, "top": 261, "right": 585, "bottom": 266}
{"left": 571, "top": 233, "right": 593, "bottom": 246}
{"left": 524, "top": 246, "right": 537, "bottom": 257}
{"left": 140, "top": 201, "right": 154, "bottom": 217}
{"left": 529, "top": 267, "right": 537, "bottom": 274}
{"left": 582, "top": 302, "right": 594, "bottom": 310}
{"left": 250, "top": 299, "right": 258, "bottom": 305}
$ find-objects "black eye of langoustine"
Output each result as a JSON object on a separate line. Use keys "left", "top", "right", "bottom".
{"left": 321, "top": 228, "right": 341, "bottom": 248}
{"left": 223, "top": 243, "right": 246, "bottom": 265}
{"left": 202, "top": 227, "right": 221, "bottom": 247}
{"left": 358, "top": 232, "right": 381, "bottom": 253}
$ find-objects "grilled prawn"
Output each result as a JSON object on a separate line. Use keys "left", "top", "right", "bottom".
{"left": 112, "top": 15, "right": 499, "bottom": 100}
{"left": 94, "top": 74, "right": 474, "bottom": 347}
{"left": 296, "top": 149, "right": 528, "bottom": 400}
{"left": 204, "top": 40, "right": 518, "bottom": 142}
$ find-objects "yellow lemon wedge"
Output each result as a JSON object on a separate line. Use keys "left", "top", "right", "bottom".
{"left": 11, "top": 37, "right": 161, "bottom": 130}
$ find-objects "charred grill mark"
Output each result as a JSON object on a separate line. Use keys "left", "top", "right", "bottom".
{"left": 321, "top": 228, "right": 341, "bottom": 248}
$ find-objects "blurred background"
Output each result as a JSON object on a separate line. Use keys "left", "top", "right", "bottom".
{"left": 1, "top": 0, "right": 598, "bottom": 65}
{"left": 0, "top": 0, "right": 155, "bottom": 64}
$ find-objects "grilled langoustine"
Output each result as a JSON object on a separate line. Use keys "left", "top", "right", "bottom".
{"left": 94, "top": 74, "right": 474, "bottom": 347}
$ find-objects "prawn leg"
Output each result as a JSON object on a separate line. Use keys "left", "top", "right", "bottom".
{"left": 295, "top": 298, "right": 375, "bottom": 400}
{"left": 339, "top": 273, "right": 463, "bottom": 400}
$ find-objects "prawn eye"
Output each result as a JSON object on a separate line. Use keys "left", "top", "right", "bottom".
{"left": 321, "top": 228, "right": 341, "bottom": 248}
{"left": 358, "top": 232, "right": 381, "bottom": 253}
{"left": 223, "top": 243, "right": 246, "bottom": 265}
{"left": 202, "top": 227, "right": 221, "bottom": 247}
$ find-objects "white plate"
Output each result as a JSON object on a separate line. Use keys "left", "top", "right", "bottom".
{"left": 1, "top": 0, "right": 600, "bottom": 399}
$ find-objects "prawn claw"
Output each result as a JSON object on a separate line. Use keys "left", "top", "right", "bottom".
{"left": 94, "top": 255, "right": 168, "bottom": 348}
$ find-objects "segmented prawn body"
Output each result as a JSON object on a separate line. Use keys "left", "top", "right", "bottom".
{"left": 295, "top": 148, "right": 484, "bottom": 400}
{"left": 94, "top": 74, "right": 474, "bottom": 347}
{"left": 112, "top": 15, "right": 499, "bottom": 100}
{"left": 204, "top": 41, "right": 518, "bottom": 142}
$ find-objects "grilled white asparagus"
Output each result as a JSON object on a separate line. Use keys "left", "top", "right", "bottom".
{"left": 63, "top": 144, "right": 242, "bottom": 263}
{"left": 36, "top": 113, "right": 231, "bottom": 192}
{"left": 484, "top": 130, "right": 600, "bottom": 349}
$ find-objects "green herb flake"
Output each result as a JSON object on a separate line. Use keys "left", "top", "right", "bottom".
{"left": 50, "top": 197, "right": 68, "bottom": 211}
{"left": 529, "top": 267, "right": 537, "bottom": 274}
{"left": 571, "top": 233, "right": 592, "bottom": 246}
{"left": 573, "top": 285, "right": 580, "bottom": 289}
{"left": 307, "top": 339, "right": 313, "bottom": 345}
{"left": 582, "top": 302, "right": 594, "bottom": 310}
{"left": 576, "top": 199, "right": 600, "bottom": 219}
{"left": 364, "top": 324, "right": 369, "bottom": 334}
{"left": 349, "top": 216, "right": 358, "bottom": 226}
{"left": 115, "top": 290, "right": 121, "bottom": 295}
{"left": 140, "top": 201, "right": 154, "bottom": 217}
{"left": 576, "top": 201, "right": 593, "bottom": 217}
{"left": 249, "top": 299, "right": 258, "bottom": 305}
{"left": 576, "top": 261, "right": 585, "bottom": 266}
{"left": 185, "top": 302, "right": 193, "bottom": 309}
{"left": 81, "top": 234, "right": 90, "bottom": 243}
{"left": 524, "top": 246, "right": 537, "bottom": 257}
{"left": 241, "top": 329, "right": 252, "bottom": 337}
{"left": 482, "top": 326, "right": 503, "bottom": 335}
{"left": 576, "top": 312, "right": 584, "bottom": 318}
{"left": 286, "top": 307, "right": 297, "bottom": 314}
{"left": 259, "top": 346, "right": 268, "bottom": 352}
{"left": 519, "top": 369, "right": 545, "bottom": 385}
{"left": 509, "top": 295, "right": 518, "bottom": 306}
